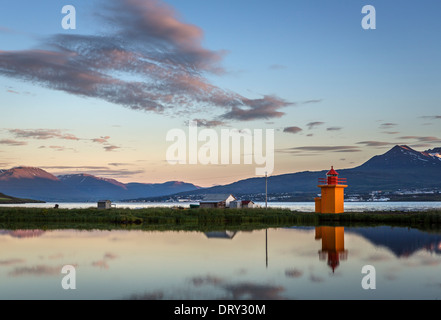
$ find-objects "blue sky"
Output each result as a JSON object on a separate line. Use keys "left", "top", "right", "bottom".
{"left": 0, "top": 0, "right": 440, "bottom": 186}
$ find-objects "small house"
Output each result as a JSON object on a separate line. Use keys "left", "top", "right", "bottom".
{"left": 97, "top": 200, "right": 112, "bottom": 209}
{"left": 199, "top": 194, "right": 236, "bottom": 209}
{"left": 241, "top": 200, "right": 255, "bottom": 208}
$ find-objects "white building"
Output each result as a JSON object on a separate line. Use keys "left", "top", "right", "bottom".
{"left": 199, "top": 194, "right": 236, "bottom": 208}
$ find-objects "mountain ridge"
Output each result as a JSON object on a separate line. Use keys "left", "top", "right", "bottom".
{"left": 1, "top": 145, "right": 440, "bottom": 201}
{"left": 0, "top": 167, "right": 200, "bottom": 202}
{"left": 139, "top": 145, "right": 441, "bottom": 200}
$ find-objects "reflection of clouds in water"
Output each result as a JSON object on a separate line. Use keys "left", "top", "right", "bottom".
{"left": 125, "top": 275, "right": 286, "bottom": 300}
{"left": 235, "top": 268, "right": 247, "bottom": 275}
{"left": 418, "top": 256, "right": 441, "bottom": 267}
{"left": 309, "top": 274, "right": 325, "bottom": 283}
{"left": 402, "top": 255, "right": 441, "bottom": 268}
{"left": 364, "top": 253, "right": 391, "bottom": 262}
{"left": 221, "top": 282, "right": 285, "bottom": 300}
{"left": 297, "top": 249, "right": 318, "bottom": 258}
{"left": 0, "top": 258, "right": 26, "bottom": 266}
{"left": 91, "top": 252, "right": 118, "bottom": 270}
{"left": 127, "top": 291, "right": 164, "bottom": 300}
{"left": 285, "top": 268, "right": 303, "bottom": 278}
{"left": 104, "top": 252, "right": 118, "bottom": 260}
{"left": 382, "top": 266, "right": 401, "bottom": 282}
{"left": 425, "top": 282, "right": 441, "bottom": 289}
{"left": 48, "top": 253, "right": 64, "bottom": 260}
{"left": 92, "top": 260, "right": 109, "bottom": 269}
{"left": 384, "top": 273, "right": 398, "bottom": 281}
{"left": 8, "top": 264, "right": 77, "bottom": 277}
{"left": 189, "top": 275, "right": 286, "bottom": 300}
{"left": 190, "top": 275, "right": 223, "bottom": 287}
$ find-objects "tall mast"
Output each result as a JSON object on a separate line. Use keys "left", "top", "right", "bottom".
{"left": 265, "top": 171, "right": 268, "bottom": 209}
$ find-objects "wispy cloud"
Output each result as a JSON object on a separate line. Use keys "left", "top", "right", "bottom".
{"left": 103, "top": 145, "right": 120, "bottom": 152}
{"left": 0, "top": 258, "right": 26, "bottom": 266}
{"left": 283, "top": 126, "right": 302, "bottom": 134}
{"left": 356, "top": 141, "right": 395, "bottom": 147}
{"left": 8, "top": 129, "right": 80, "bottom": 141}
{"left": 0, "top": 139, "right": 27, "bottom": 146}
{"left": 38, "top": 166, "right": 144, "bottom": 179}
{"left": 49, "top": 146, "right": 66, "bottom": 151}
{"left": 398, "top": 136, "right": 441, "bottom": 143}
{"left": 306, "top": 122, "right": 325, "bottom": 130}
{"left": 326, "top": 127, "right": 342, "bottom": 131}
{"left": 108, "top": 163, "right": 130, "bottom": 167}
{"left": 0, "top": 0, "right": 291, "bottom": 122}
{"left": 269, "top": 64, "right": 287, "bottom": 70}
{"left": 0, "top": 26, "right": 18, "bottom": 34}
{"left": 278, "top": 145, "right": 361, "bottom": 153}
{"left": 420, "top": 116, "right": 441, "bottom": 120}
{"left": 40, "top": 165, "right": 109, "bottom": 170}
{"left": 92, "top": 136, "right": 111, "bottom": 144}
{"left": 188, "top": 119, "right": 228, "bottom": 128}
{"left": 221, "top": 95, "right": 293, "bottom": 121}
{"left": 379, "top": 123, "right": 397, "bottom": 129}
{"left": 302, "top": 99, "right": 323, "bottom": 105}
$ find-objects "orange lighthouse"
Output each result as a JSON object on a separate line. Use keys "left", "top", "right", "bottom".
{"left": 315, "top": 166, "right": 347, "bottom": 214}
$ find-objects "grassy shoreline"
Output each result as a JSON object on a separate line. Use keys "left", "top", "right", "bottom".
{"left": 1, "top": 207, "right": 441, "bottom": 232}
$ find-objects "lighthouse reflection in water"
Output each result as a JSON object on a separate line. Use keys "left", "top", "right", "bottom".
{"left": 315, "top": 226, "right": 348, "bottom": 272}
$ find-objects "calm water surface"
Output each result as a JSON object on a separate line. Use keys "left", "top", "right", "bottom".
{"left": 1, "top": 226, "right": 441, "bottom": 300}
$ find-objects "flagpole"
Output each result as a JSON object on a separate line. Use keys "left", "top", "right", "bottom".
{"left": 265, "top": 171, "right": 268, "bottom": 209}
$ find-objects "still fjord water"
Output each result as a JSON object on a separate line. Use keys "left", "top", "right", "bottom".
{"left": 1, "top": 226, "right": 441, "bottom": 300}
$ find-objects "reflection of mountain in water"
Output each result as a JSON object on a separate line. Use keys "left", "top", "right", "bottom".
{"left": 0, "top": 229, "right": 46, "bottom": 238}
{"left": 204, "top": 231, "right": 237, "bottom": 239}
{"left": 347, "top": 227, "right": 441, "bottom": 257}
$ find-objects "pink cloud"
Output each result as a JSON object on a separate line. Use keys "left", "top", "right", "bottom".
{"left": 0, "top": 0, "right": 291, "bottom": 122}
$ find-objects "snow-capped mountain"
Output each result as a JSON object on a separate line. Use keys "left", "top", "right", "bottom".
{"left": 356, "top": 145, "right": 441, "bottom": 170}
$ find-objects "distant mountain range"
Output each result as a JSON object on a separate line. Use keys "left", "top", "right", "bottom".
{"left": 159, "top": 145, "right": 441, "bottom": 200}
{"left": 0, "top": 145, "right": 440, "bottom": 202}
{"left": 0, "top": 167, "right": 200, "bottom": 202}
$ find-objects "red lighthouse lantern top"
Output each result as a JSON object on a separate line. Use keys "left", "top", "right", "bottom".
{"left": 327, "top": 166, "right": 338, "bottom": 177}
{"left": 318, "top": 166, "right": 347, "bottom": 185}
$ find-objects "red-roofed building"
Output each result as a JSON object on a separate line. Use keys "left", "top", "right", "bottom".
{"left": 241, "top": 200, "right": 256, "bottom": 208}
